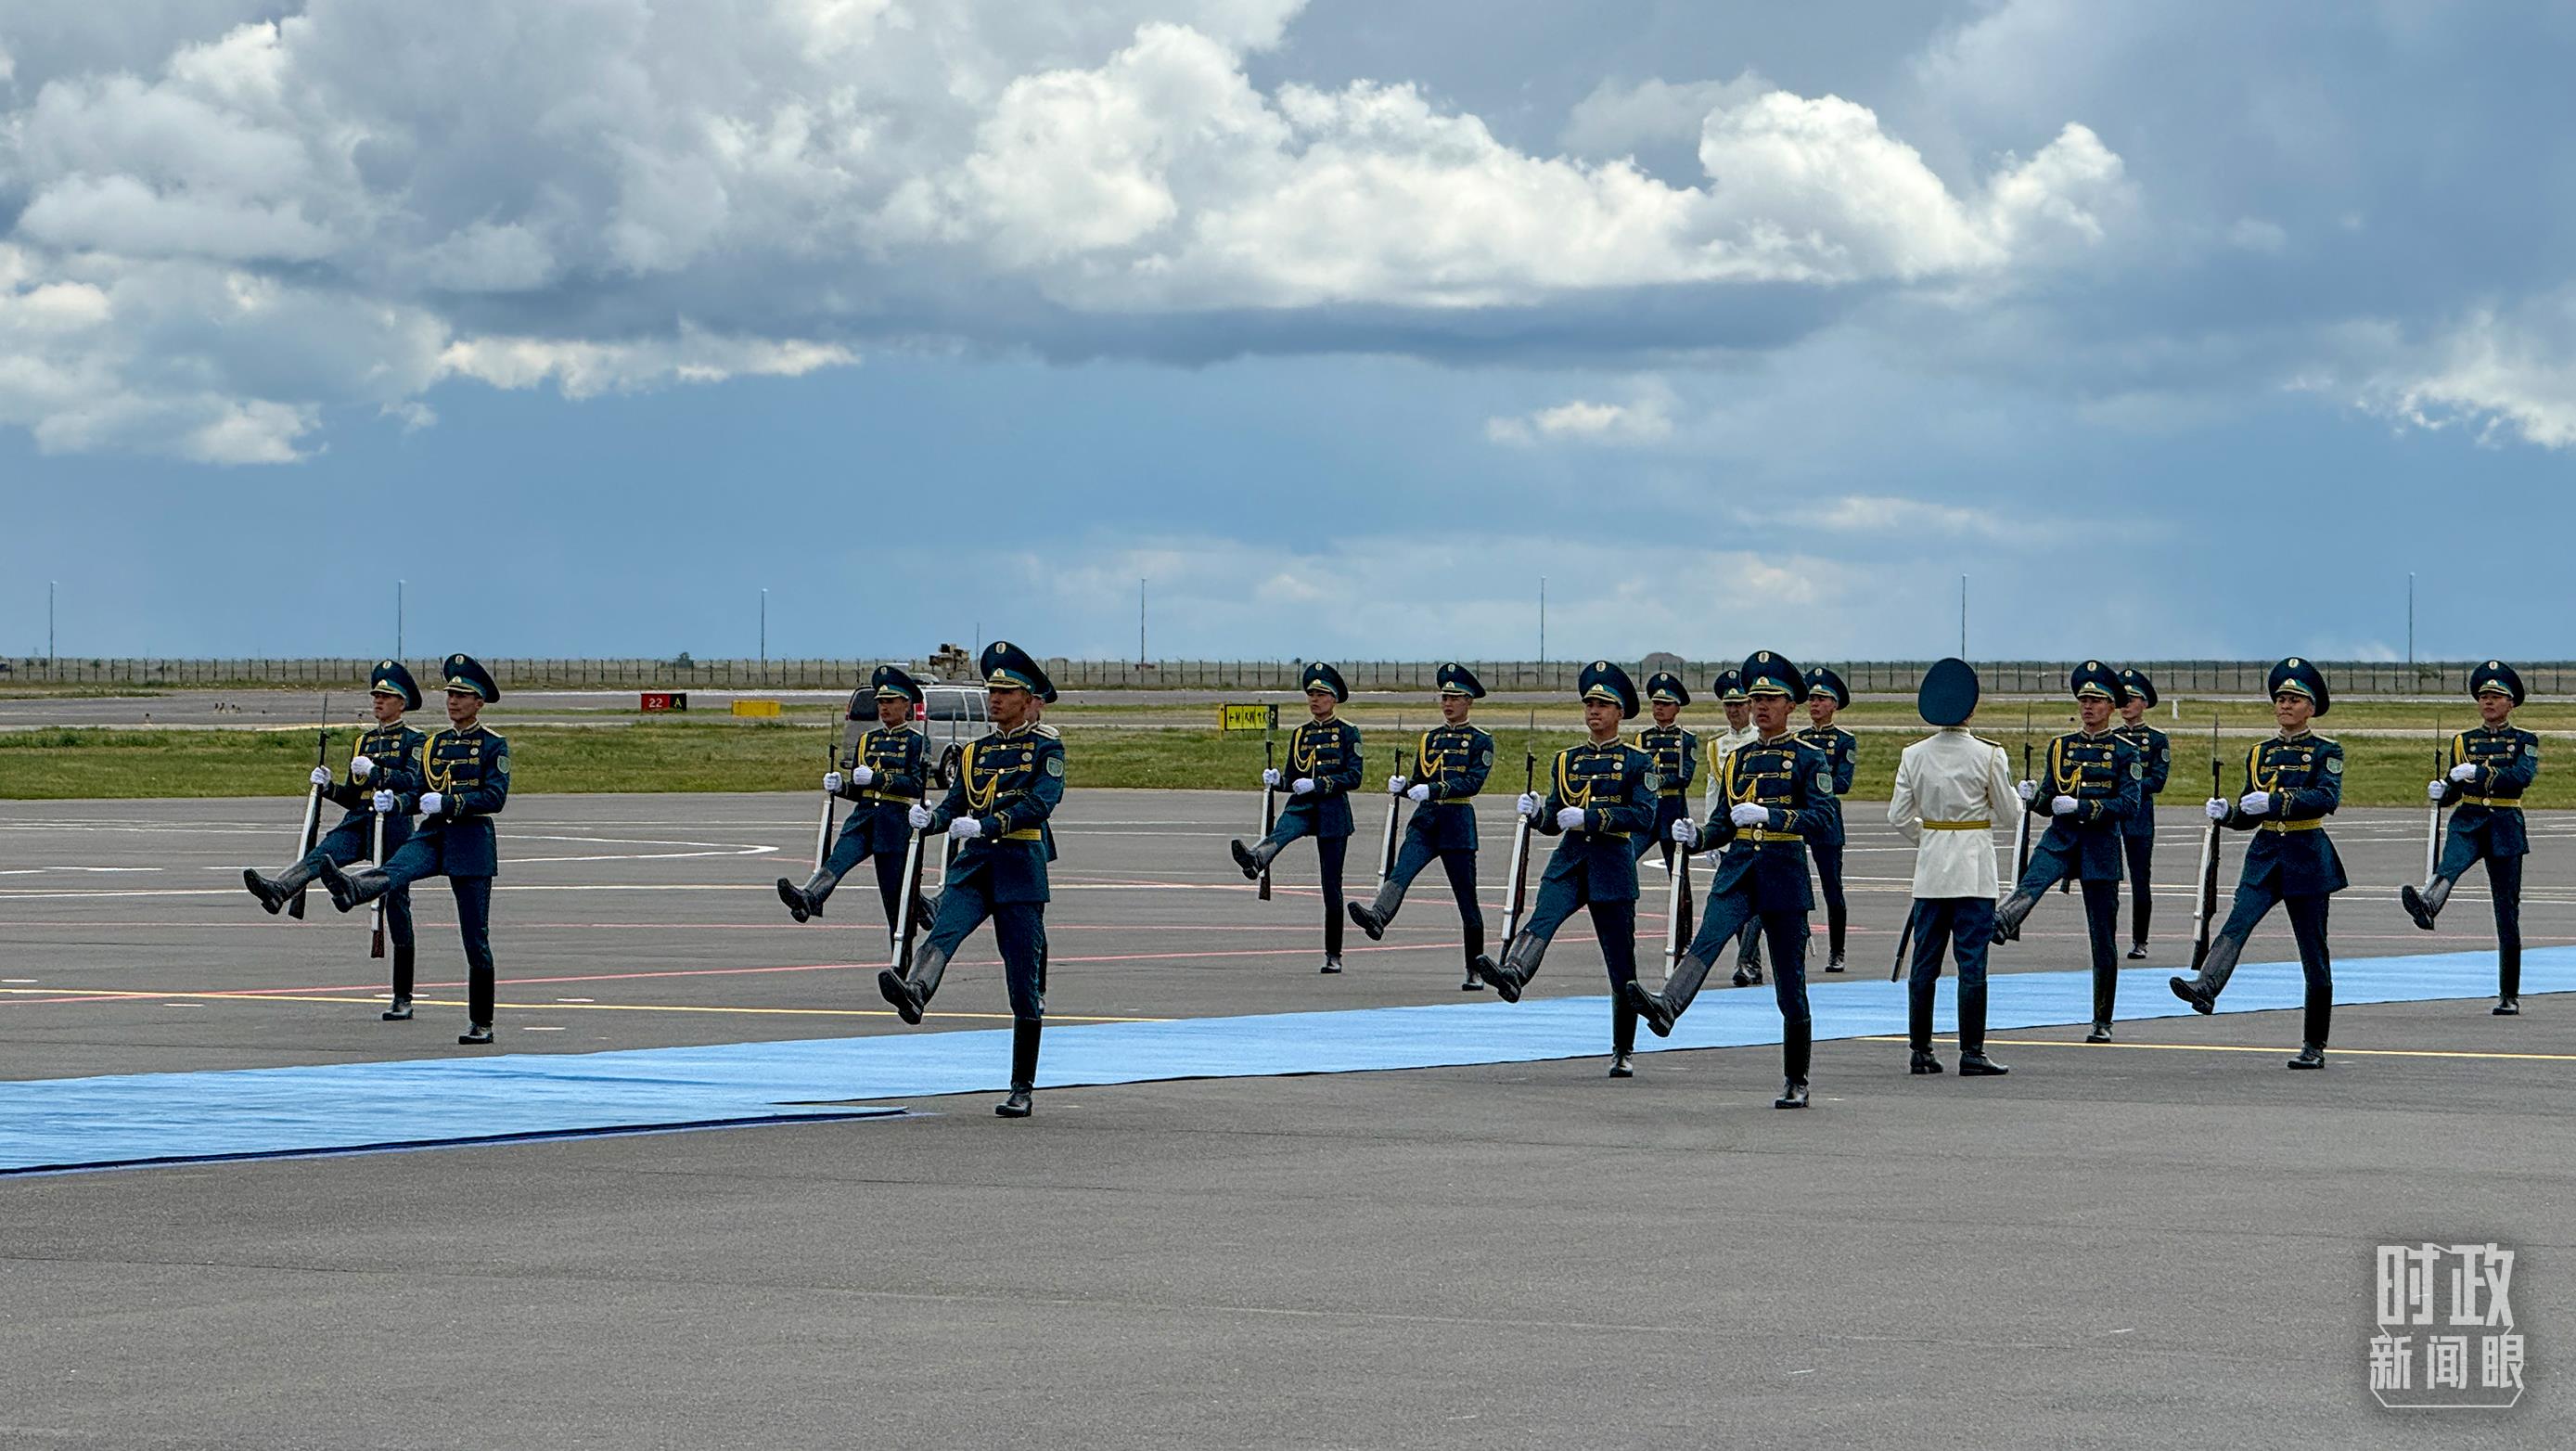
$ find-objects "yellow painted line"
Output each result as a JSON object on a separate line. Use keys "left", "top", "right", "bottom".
{"left": 0, "top": 986, "right": 1162, "bottom": 1024}
{"left": 1857, "top": 1034, "right": 2576, "bottom": 1063}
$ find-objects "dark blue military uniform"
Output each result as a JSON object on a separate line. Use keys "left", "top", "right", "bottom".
{"left": 2403, "top": 661, "right": 2541, "bottom": 1010}
{"left": 2171, "top": 658, "right": 2341, "bottom": 1065}
{"left": 878, "top": 642, "right": 1064, "bottom": 1116}
{"left": 1468, "top": 661, "right": 1656, "bottom": 1072}
{"left": 1628, "top": 650, "right": 1829, "bottom": 1107}
{"left": 1233, "top": 662, "right": 1365, "bottom": 969}
{"left": 1797, "top": 667, "right": 1856, "bottom": 969}
{"left": 1629, "top": 672, "right": 1699, "bottom": 948}
{"left": 779, "top": 666, "right": 931, "bottom": 938}
{"left": 1348, "top": 662, "right": 1493, "bottom": 986}
{"left": 241, "top": 660, "right": 428, "bottom": 1009}
{"left": 1997, "top": 662, "right": 2141, "bottom": 1037}
{"left": 323, "top": 655, "right": 510, "bottom": 1043}
{"left": 2112, "top": 669, "right": 2172, "bottom": 956}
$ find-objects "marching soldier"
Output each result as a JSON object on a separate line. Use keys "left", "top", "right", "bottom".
{"left": 2403, "top": 661, "right": 2540, "bottom": 1014}
{"left": 1799, "top": 667, "right": 1857, "bottom": 971}
{"left": 2113, "top": 668, "right": 2172, "bottom": 959}
{"left": 877, "top": 642, "right": 1064, "bottom": 1117}
{"left": 1994, "top": 661, "right": 2140, "bottom": 1043}
{"left": 319, "top": 655, "right": 510, "bottom": 1045}
{"left": 1348, "top": 662, "right": 1493, "bottom": 991}
{"left": 1705, "top": 668, "right": 1767, "bottom": 986}
{"left": 1627, "top": 650, "right": 1830, "bottom": 1109}
{"left": 1887, "top": 659, "right": 2020, "bottom": 1076}
{"left": 2168, "top": 658, "right": 2342, "bottom": 1069}
{"left": 777, "top": 665, "right": 930, "bottom": 943}
{"left": 1466, "top": 661, "right": 1657, "bottom": 1077}
{"left": 241, "top": 659, "right": 428, "bottom": 1019}
{"left": 1631, "top": 672, "right": 1698, "bottom": 946}
{"left": 1230, "top": 662, "right": 1364, "bottom": 973}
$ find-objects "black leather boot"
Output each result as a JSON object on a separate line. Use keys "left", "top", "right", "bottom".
{"left": 2494, "top": 997, "right": 2520, "bottom": 1016}
{"left": 1958, "top": 1052, "right": 2009, "bottom": 1076}
{"left": 1347, "top": 879, "right": 1402, "bottom": 941}
{"left": 2086, "top": 1022, "right": 2114, "bottom": 1044}
{"left": 1468, "top": 933, "right": 1542, "bottom": 1004}
{"left": 1627, "top": 949, "right": 1714, "bottom": 1038}
{"left": 2400, "top": 876, "right": 2451, "bottom": 931}
{"left": 1773, "top": 1078, "right": 1810, "bottom": 1109}
{"left": 243, "top": 857, "right": 324, "bottom": 915}
{"left": 1993, "top": 891, "right": 2036, "bottom": 944}
{"left": 1229, "top": 840, "right": 1274, "bottom": 881}
{"left": 2169, "top": 933, "right": 2243, "bottom": 1015}
{"left": 1909, "top": 1049, "right": 1942, "bottom": 1075}
{"left": 316, "top": 859, "right": 390, "bottom": 914}
{"left": 878, "top": 943, "right": 949, "bottom": 1026}
{"left": 996, "top": 1020, "right": 1040, "bottom": 1117}
{"left": 2287, "top": 1042, "right": 2326, "bottom": 1070}
{"left": 457, "top": 1022, "right": 493, "bottom": 1046}
{"left": 776, "top": 868, "right": 839, "bottom": 923}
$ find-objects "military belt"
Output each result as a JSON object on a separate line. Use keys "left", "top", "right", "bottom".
{"left": 1743, "top": 828, "right": 1803, "bottom": 844}
{"left": 1922, "top": 819, "right": 1992, "bottom": 830}
{"left": 2258, "top": 818, "right": 2325, "bottom": 833}
{"left": 1656, "top": 788, "right": 1685, "bottom": 799}
{"left": 859, "top": 790, "right": 916, "bottom": 804}
{"left": 2461, "top": 796, "right": 2523, "bottom": 810}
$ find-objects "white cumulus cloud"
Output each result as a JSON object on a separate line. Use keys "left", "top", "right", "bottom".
{"left": 0, "top": 2, "right": 2124, "bottom": 461}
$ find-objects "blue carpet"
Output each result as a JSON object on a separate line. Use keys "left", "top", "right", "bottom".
{"left": 3, "top": 945, "right": 2560, "bottom": 1174}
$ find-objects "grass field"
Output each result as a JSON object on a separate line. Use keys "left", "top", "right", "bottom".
{"left": 1, "top": 711, "right": 2556, "bottom": 808}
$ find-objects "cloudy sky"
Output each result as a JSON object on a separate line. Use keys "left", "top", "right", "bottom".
{"left": 4, "top": 0, "right": 2572, "bottom": 664}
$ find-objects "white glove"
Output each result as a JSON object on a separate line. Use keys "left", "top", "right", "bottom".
{"left": 372, "top": 790, "right": 396, "bottom": 814}
{"left": 2204, "top": 797, "right": 2228, "bottom": 820}
{"left": 1730, "top": 802, "right": 1769, "bottom": 828}
{"left": 1556, "top": 805, "right": 1587, "bottom": 831}
{"left": 2016, "top": 779, "right": 2038, "bottom": 803}
{"left": 1406, "top": 783, "right": 1430, "bottom": 803}
{"left": 350, "top": 754, "right": 374, "bottom": 781}
{"left": 907, "top": 803, "right": 934, "bottom": 830}
{"left": 2450, "top": 762, "right": 2478, "bottom": 783}
{"left": 310, "top": 766, "right": 334, "bottom": 787}
{"left": 2051, "top": 795, "right": 2080, "bottom": 816}
{"left": 1262, "top": 768, "right": 1282, "bottom": 789}
{"left": 2238, "top": 790, "right": 2272, "bottom": 816}
{"left": 419, "top": 791, "right": 446, "bottom": 816}
{"left": 823, "top": 771, "right": 844, "bottom": 793}
{"left": 1388, "top": 775, "right": 1408, "bottom": 795}
{"left": 1291, "top": 777, "right": 1315, "bottom": 796}
{"left": 851, "top": 764, "right": 875, "bottom": 787}
{"left": 948, "top": 815, "right": 982, "bottom": 840}
{"left": 1670, "top": 818, "right": 1698, "bottom": 846}
{"left": 2427, "top": 779, "right": 2447, "bottom": 802}
{"left": 1517, "top": 791, "right": 1543, "bottom": 821}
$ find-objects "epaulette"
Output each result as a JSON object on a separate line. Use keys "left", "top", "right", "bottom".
{"left": 1034, "top": 724, "right": 1063, "bottom": 739}
{"left": 1968, "top": 734, "right": 2002, "bottom": 750}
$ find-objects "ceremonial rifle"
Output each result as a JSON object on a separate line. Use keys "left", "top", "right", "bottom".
{"left": 1498, "top": 709, "right": 1538, "bottom": 952}
{"left": 1376, "top": 727, "right": 1407, "bottom": 889}
{"left": 288, "top": 692, "right": 328, "bottom": 920}
{"left": 2426, "top": 709, "right": 2446, "bottom": 883}
{"left": 2188, "top": 713, "right": 2223, "bottom": 971}
{"left": 1662, "top": 816, "right": 1693, "bottom": 983}
{"left": 891, "top": 815, "right": 928, "bottom": 974}
{"left": 1889, "top": 902, "right": 1916, "bottom": 983}
{"left": 813, "top": 733, "right": 839, "bottom": 876}
{"left": 367, "top": 726, "right": 387, "bottom": 959}
{"left": 1258, "top": 718, "right": 1278, "bottom": 902}
{"left": 2010, "top": 703, "right": 2035, "bottom": 888}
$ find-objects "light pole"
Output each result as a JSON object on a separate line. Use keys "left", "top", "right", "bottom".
{"left": 1138, "top": 577, "right": 1147, "bottom": 666}
{"left": 2406, "top": 572, "right": 2416, "bottom": 670}
{"left": 48, "top": 580, "right": 57, "bottom": 661}
{"left": 759, "top": 588, "right": 768, "bottom": 669}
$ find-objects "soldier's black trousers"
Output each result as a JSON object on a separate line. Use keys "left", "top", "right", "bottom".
{"left": 1679, "top": 887, "right": 1812, "bottom": 1081}
{"left": 2435, "top": 833, "right": 2525, "bottom": 999}
{"left": 1518, "top": 875, "right": 1640, "bottom": 1056}
{"left": 1811, "top": 839, "right": 1847, "bottom": 957}
{"left": 2121, "top": 832, "right": 2154, "bottom": 946}
{"left": 2012, "top": 840, "right": 2125, "bottom": 1024}
{"left": 2211, "top": 883, "right": 2334, "bottom": 1046}
{"left": 373, "top": 835, "right": 495, "bottom": 1021}
{"left": 1258, "top": 811, "right": 1349, "bottom": 957}
{"left": 300, "top": 820, "right": 413, "bottom": 949}
{"left": 1905, "top": 897, "right": 1995, "bottom": 1054}
{"left": 815, "top": 821, "right": 912, "bottom": 936}
{"left": 1383, "top": 833, "right": 1484, "bottom": 963}
{"left": 922, "top": 872, "right": 1047, "bottom": 1022}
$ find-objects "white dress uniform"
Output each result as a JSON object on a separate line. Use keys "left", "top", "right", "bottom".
{"left": 1888, "top": 727, "right": 2019, "bottom": 900}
